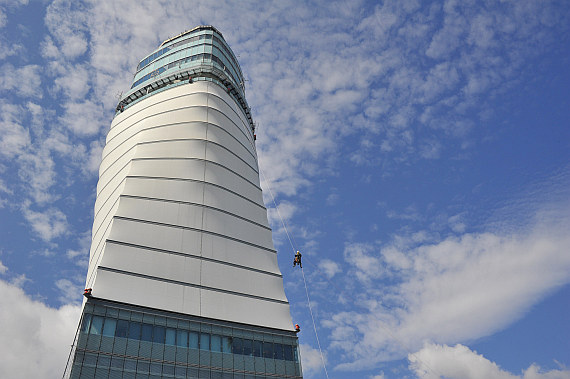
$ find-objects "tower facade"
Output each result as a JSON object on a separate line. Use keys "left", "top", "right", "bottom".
{"left": 68, "top": 26, "right": 302, "bottom": 379}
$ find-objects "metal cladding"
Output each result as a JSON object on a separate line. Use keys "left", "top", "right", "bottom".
{"left": 86, "top": 26, "right": 293, "bottom": 331}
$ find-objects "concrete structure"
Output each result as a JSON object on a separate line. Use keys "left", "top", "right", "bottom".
{"left": 68, "top": 26, "right": 302, "bottom": 379}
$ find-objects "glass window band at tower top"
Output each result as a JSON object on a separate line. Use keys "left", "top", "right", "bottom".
{"left": 116, "top": 25, "right": 253, "bottom": 133}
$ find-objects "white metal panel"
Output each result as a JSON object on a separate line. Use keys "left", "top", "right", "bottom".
{"left": 135, "top": 140, "right": 207, "bottom": 160}
{"left": 200, "top": 233, "right": 279, "bottom": 274}
{"left": 137, "top": 122, "right": 208, "bottom": 144}
{"left": 202, "top": 208, "right": 274, "bottom": 250}
{"left": 93, "top": 269, "right": 199, "bottom": 315}
{"left": 206, "top": 108, "right": 253, "bottom": 149}
{"left": 200, "top": 261, "right": 287, "bottom": 301}
{"left": 204, "top": 184, "right": 269, "bottom": 226}
{"left": 205, "top": 162, "right": 264, "bottom": 205}
{"left": 122, "top": 177, "right": 205, "bottom": 205}
{"left": 206, "top": 92, "right": 252, "bottom": 138}
{"left": 115, "top": 197, "right": 204, "bottom": 230}
{"left": 200, "top": 290, "right": 293, "bottom": 330}
{"left": 206, "top": 124, "right": 257, "bottom": 168}
{"left": 127, "top": 159, "right": 206, "bottom": 182}
{"left": 107, "top": 217, "right": 198, "bottom": 254}
{"left": 205, "top": 143, "right": 259, "bottom": 185}
{"left": 99, "top": 243, "right": 201, "bottom": 286}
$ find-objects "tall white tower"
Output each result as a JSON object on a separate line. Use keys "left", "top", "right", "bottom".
{"left": 68, "top": 26, "right": 302, "bottom": 379}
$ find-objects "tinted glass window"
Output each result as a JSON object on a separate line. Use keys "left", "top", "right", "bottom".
{"left": 253, "top": 341, "right": 262, "bottom": 357}
{"left": 189, "top": 331, "right": 199, "bottom": 349}
{"left": 116, "top": 320, "right": 129, "bottom": 338}
{"left": 222, "top": 336, "right": 232, "bottom": 353}
{"left": 274, "top": 343, "right": 283, "bottom": 360}
{"left": 200, "top": 333, "right": 210, "bottom": 350}
{"left": 81, "top": 314, "right": 92, "bottom": 333}
{"left": 283, "top": 345, "right": 293, "bottom": 361}
{"left": 232, "top": 338, "right": 243, "bottom": 355}
{"left": 102, "top": 318, "right": 116, "bottom": 337}
{"left": 166, "top": 328, "right": 176, "bottom": 345}
{"left": 243, "top": 339, "right": 252, "bottom": 356}
{"left": 177, "top": 330, "right": 188, "bottom": 347}
{"left": 90, "top": 316, "right": 103, "bottom": 335}
{"left": 128, "top": 322, "right": 141, "bottom": 339}
{"left": 211, "top": 335, "right": 221, "bottom": 352}
{"left": 153, "top": 326, "right": 165, "bottom": 343}
{"left": 141, "top": 323, "right": 153, "bottom": 342}
{"left": 262, "top": 342, "right": 273, "bottom": 359}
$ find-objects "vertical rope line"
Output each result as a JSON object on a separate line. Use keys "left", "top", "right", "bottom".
{"left": 301, "top": 267, "right": 330, "bottom": 379}
{"left": 260, "top": 167, "right": 329, "bottom": 377}
{"left": 61, "top": 306, "right": 85, "bottom": 379}
{"left": 259, "top": 168, "right": 297, "bottom": 252}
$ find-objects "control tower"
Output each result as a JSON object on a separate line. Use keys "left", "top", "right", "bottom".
{"left": 68, "top": 26, "right": 302, "bottom": 379}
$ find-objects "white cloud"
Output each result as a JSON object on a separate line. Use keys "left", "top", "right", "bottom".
{"left": 44, "top": 0, "right": 88, "bottom": 59}
{"left": 0, "top": 259, "right": 7, "bottom": 274}
{"left": 22, "top": 202, "right": 68, "bottom": 242}
{"left": 0, "top": 64, "right": 42, "bottom": 98}
{"left": 299, "top": 343, "right": 327, "bottom": 378}
{"left": 0, "top": 102, "right": 30, "bottom": 158}
{"left": 409, "top": 343, "right": 570, "bottom": 379}
{"left": 329, "top": 200, "right": 570, "bottom": 371}
{"left": 55, "top": 278, "right": 83, "bottom": 305}
{"left": 320, "top": 259, "right": 341, "bottom": 279}
{"left": 0, "top": 278, "right": 81, "bottom": 379}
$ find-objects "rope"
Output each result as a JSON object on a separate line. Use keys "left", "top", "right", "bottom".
{"left": 259, "top": 169, "right": 298, "bottom": 252}
{"left": 259, "top": 167, "right": 441, "bottom": 379}
{"left": 301, "top": 266, "right": 330, "bottom": 379}
{"left": 62, "top": 305, "right": 85, "bottom": 379}
{"left": 259, "top": 168, "right": 329, "bottom": 378}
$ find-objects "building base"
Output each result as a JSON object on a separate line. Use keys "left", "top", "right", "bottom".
{"left": 69, "top": 298, "right": 302, "bottom": 378}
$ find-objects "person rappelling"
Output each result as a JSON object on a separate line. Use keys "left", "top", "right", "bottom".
{"left": 293, "top": 251, "right": 302, "bottom": 268}
{"left": 83, "top": 288, "right": 92, "bottom": 298}
{"left": 294, "top": 324, "right": 300, "bottom": 333}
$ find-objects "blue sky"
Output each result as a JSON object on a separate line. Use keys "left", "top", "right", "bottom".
{"left": 0, "top": 0, "right": 569, "bottom": 378}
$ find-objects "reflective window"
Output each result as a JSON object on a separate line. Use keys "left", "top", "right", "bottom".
{"left": 153, "top": 326, "right": 165, "bottom": 343}
{"left": 232, "top": 338, "right": 243, "bottom": 355}
{"left": 189, "top": 331, "right": 199, "bottom": 349}
{"left": 137, "top": 361, "right": 150, "bottom": 373}
{"left": 84, "top": 353, "right": 97, "bottom": 366}
{"left": 150, "top": 362, "right": 162, "bottom": 375}
{"left": 141, "top": 323, "right": 153, "bottom": 342}
{"left": 177, "top": 330, "right": 188, "bottom": 347}
{"left": 200, "top": 333, "right": 210, "bottom": 350}
{"left": 211, "top": 335, "right": 221, "bottom": 352}
{"left": 110, "top": 357, "right": 124, "bottom": 369}
{"left": 98, "top": 355, "right": 111, "bottom": 368}
{"left": 90, "top": 316, "right": 104, "bottom": 335}
{"left": 253, "top": 340, "right": 262, "bottom": 357}
{"left": 274, "top": 343, "right": 283, "bottom": 360}
{"left": 262, "top": 342, "right": 273, "bottom": 359}
{"left": 116, "top": 320, "right": 128, "bottom": 338}
{"left": 128, "top": 322, "right": 141, "bottom": 339}
{"left": 166, "top": 328, "right": 176, "bottom": 345}
{"left": 124, "top": 359, "right": 136, "bottom": 371}
{"left": 81, "top": 314, "right": 92, "bottom": 333}
{"left": 283, "top": 344, "right": 293, "bottom": 361}
{"left": 102, "top": 318, "right": 116, "bottom": 337}
{"left": 243, "top": 339, "right": 252, "bottom": 356}
{"left": 79, "top": 312, "right": 299, "bottom": 362}
{"left": 222, "top": 336, "right": 232, "bottom": 353}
